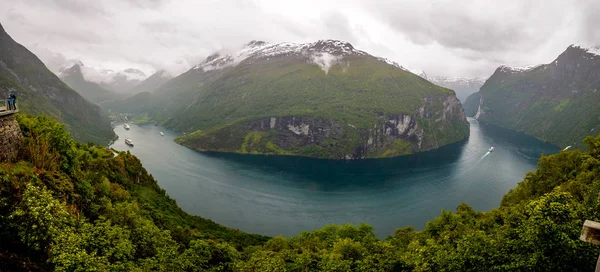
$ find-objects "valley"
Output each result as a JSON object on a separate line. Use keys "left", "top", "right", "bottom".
{"left": 1, "top": 1, "right": 600, "bottom": 269}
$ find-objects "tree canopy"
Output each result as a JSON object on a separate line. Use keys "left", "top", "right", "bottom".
{"left": 1, "top": 114, "right": 600, "bottom": 271}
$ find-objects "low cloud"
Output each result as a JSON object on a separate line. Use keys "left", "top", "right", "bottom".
{"left": 309, "top": 53, "right": 342, "bottom": 75}
{"left": 1, "top": 0, "right": 599, "bottom": 79}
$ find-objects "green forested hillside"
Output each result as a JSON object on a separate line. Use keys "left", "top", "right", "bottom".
{"left": 463, "top": 45, "right": 600, "bottom": 149}
{"left": 2, "top": 114, "right": 600, "bottom": 271}
{"left": 112, "top": 41, "right": 469, "bottom": 159}
{"left": 0, "top": 23, "right": 115, "bottom": 145}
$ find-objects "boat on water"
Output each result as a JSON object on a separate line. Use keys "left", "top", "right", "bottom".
{"left": 125, "top": 138, "right": 134, "bottom": 146}
{"left": 563, "top": 145, "right": 572, "bottom": 151}
{"left": 160, "top": 132, "right": 164, "bottom": 136}
{"left": 124, "top": 123, "right": 130, "bottom": 130}
{"left": 489, "top": 146, "right": 494, "bottom": 152}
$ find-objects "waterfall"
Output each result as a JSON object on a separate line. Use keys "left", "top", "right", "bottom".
{"left": 474, "top": 94, "right": 483, "bottom": 120}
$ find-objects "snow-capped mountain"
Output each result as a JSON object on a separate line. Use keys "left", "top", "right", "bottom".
{"left": 429, "top": 76, "right": 486, "bottom": 103}
{"left": 399, "top": 66, "right": 484, "bottom": 103}
{"left": 58, "top": 62, "right": 150, "bottom": 94}
{"left": 136, "top": 39, "right": 468, "bottom": 159}
{"left": 129, "top": 69, "right": 172, "bottom": 94}
{"left": 58, "top": 62, "right": 115, "bottom": 104}
{"left": 192, "top": 39, "right": 411, "bottom": 73}
{"left": 101, "top": 68, "right": 148, "bottom": 93}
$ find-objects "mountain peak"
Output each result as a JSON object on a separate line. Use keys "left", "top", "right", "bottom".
{"left": 569, "top": 43, "right": 600, "bottom": 56}
{"left": 245, "top": 40, "right": 268, "bottom": 48}
{"left": 309, "top": 39, "right": 355, "bottom": 54}
{"left": 193, "top": 39, "right": 385, "bottom": 72}
{"left": 59, "top": 61, "right": 84, "bottom": 77}
{"left": 0, "top": 23, "right": 5, "bottom": 34}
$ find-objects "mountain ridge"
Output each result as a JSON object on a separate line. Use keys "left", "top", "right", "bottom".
{"left": 119, "top": 39, "right": 469, "bottom": 159}
{"left": 463, "top": 44, "right": 600, "bottom": 149}
{"left": 0, "top": 22, "right": 115, "bottom": 145}
{"left": 59, "top": 62, "right": 116, "bottom": 104}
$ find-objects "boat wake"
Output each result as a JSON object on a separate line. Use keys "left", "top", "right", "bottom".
{"left": 481, "top": 151, "right": 491, "bottom": 159}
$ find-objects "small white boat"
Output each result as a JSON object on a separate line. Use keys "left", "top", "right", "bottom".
{"left": 125, "top": 138, "right": 134, "bottom": 146}
{"left": 160, "top": 132, "right": 164, "bottom": 136}
{"left": 124, "top": 123, "right": 130, "bottom": 130}
{"left": 563, "top": 146, "right": 571, "bottom": 151}
{"left": 489, "top": 146, "right": 494, "bottom": 152}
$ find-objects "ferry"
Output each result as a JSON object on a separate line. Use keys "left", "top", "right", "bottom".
{"left": 489, "top": 146, "right": 494, "bottom": 152}
{"left": 125, "top": 138, "right": 134, "bottom": 146}
{"left": 124, "top": 123, "right": 130, "bottom": 130}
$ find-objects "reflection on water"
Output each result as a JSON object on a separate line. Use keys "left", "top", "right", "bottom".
{"left": 110, "top": 118, "right": 558, "bottom": 237}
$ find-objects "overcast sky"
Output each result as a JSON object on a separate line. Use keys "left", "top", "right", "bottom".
{"left": 1, "top": 0, "right": 599, "bottom": 78}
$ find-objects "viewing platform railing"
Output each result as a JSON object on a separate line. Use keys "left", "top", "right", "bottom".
{"left": 0, "top": 99, "right": 18, "bottom": 117}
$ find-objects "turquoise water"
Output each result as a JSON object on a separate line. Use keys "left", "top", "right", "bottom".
{"left": 110, "top": 118, "right": 558, "bottom": 237}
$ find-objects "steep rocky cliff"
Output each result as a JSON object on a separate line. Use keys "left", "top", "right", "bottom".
{"left": 177, "top": 94, "right": 467, "bottom": 159}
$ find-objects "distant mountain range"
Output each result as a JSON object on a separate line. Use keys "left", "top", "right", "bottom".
{"left": 428, "top": 77, "right": 486, "bottom": 103}
{"left": 463, "top": 44, "right": 600, "bottom": 149}
{"left": 405, "top": 68, "right": 485, "bottom": 103}
{"left": 114, "top": 39, "right": 469, "bottom": 159}
{"left": 58, "top": 62, "right": 172, "bottom": 104}
{"left": 0, "top": 23, "right": 115, "bottom": 145}
{"left": 58, "top": 62, "right": 172, "bottom": 97}
{"left": 59, "top": 62, "right": 116, "bottom": 104}
{"left": 99, "top": 68, "right": 148, "bottom": 93}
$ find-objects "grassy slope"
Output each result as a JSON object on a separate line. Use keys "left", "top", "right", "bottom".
{"left": 466, "top": 66, "right": 600, "bottom": 149}
{"left": 162, "top": 56, "right": 453, "bottom": 131}
{"left": 145, "top": 55, "right": 466, "bottom": 157}
{"left": 463, "top": 48, "right": 600, "bottom": 149}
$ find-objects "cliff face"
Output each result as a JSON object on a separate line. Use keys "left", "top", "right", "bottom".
{"left": 0, "top": 114, "right": 22, "bottom": 162}
{"left": 177, "top": 94, "right": 468, "bottom": 159}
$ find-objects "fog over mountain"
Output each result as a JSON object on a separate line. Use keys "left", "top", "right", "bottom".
{"left": 1, "top": 0, "right": 599, "bottom": 78}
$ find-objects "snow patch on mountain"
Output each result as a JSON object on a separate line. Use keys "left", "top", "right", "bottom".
{"left": 376, "top": 57, "right": 404, "bottom": 69}
{"left": 59, "top": 62, "right": 149, "bottom": 84}
{"left": 430, "top": 76, "right": 486, "bottom": 86}
{"left": 193, "top": 40, "right": 404, "bottom": 74}
{"left": 572, "top": 43, "right": 600, "bottom": 56}
{"left": 499, "top": 64, "right": 543, "bottom": 73}
{"left": 407, "top": 68, "right": 428, "bottom": 79}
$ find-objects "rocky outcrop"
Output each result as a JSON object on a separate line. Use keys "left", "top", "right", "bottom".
{"left": 180, "top": 94, "right": 469, "bottom": 159}
{"left": 0, "top": 114, "right": 22, "bottom": 162}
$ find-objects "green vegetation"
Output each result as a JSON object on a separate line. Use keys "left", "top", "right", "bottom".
{"left": 463, "top": 47, "right": 600, "bottom": 149}
{"left": 0, "top": 115, "right": 267, "bottom": 271}
{"left": 113, "top": 49, "right": 468, "bottom": 158}
{"left": 4, "top": 114, "right": 600, "bottom": 271}
{"left": 0, "top": 24, "right": 116, "bottom": 145}
{"left": 378, "top": 139, "right": 412, "bottom": 158}
{"left": 240, "top": 131, "right": 266, "bottom": 153}
{"left": 131, "top": 113, "right": 152, "bottom": 125}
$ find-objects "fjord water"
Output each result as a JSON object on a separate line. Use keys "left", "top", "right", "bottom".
{"left": 110, "top": 118, "right": 558, "bottom": 237}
